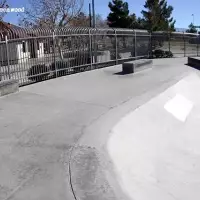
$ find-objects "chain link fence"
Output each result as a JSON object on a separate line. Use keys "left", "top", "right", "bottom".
{"left": 152, "top": 32, "right": 200, "bottom": 58}
{"left": 0, "top": 27, "right": 199, "bottom": 86}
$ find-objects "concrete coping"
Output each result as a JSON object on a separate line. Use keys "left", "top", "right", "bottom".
{"left": 0, "top": 79, "right": 19, "bottom": 96}
{"left": 125, "top": 59, "right": 152, "bottom": 65}
{"left": 0, "top": 79, "right": 18, "bottom": 87}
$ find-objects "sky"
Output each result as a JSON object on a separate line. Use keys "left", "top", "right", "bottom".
{"left": 3, "top": 0, "right": 200, "bottom": 29}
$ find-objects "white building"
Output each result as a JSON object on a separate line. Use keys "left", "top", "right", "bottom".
{"left": 0, "top": 22, "right": 45, "bottom": 66}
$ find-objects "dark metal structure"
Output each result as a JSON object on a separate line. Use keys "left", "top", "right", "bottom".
{"left": 0, "top": 26, "right": 199, "bottom": 86}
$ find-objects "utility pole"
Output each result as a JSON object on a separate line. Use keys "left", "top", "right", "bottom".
{"left": 192, "top": 14, "right": 195, "bottom": 25}
{"left": 92, "top": 0, "right": 96, "bottom": 28}
{"left": 89, "top": 3, "right": 92, "bottom": 27}
{"left": 91, "top": 0, "right": 97, "bottom": 63}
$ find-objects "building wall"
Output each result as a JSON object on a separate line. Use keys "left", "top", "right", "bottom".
{"left": 37, "top": 43, "right": 44, "bottom": 58}
{"left": 0, "top": 41, "right": 44, "bottom": 66}
{"left": 0, "top": 43, "right": 8, "bottom": 66}
{"left": 0, "top": 42, "right": 18, "bottom": 66}
{"left": 27, "top": 40, "right": 44, "bottom": 59}
{"left": 17, "top": 42, "right": 30, "bottom": 63}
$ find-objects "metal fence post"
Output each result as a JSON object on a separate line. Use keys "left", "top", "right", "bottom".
{"left": 183, "top": 32, "right": 186, "bottom": 57}
{"left": 197, "top": 33, "right": 199, "bottom": 56}
{"left": 89, "top": 29, "right": 93, "bottom": 70}
{"left": 149, "top": 32, "right": 152, "bottom": 59}
{"left": 52, "top": 31, "right": 57, "bottom": 77}
{"left": 134, "top": 31, "right": 137, "bottom": 58}
{"left": 5, "top": 35, "right": 11, "bottom": 79}
{"left": 93, "top": 32, "right": 98, "bottom": 65}
{"left": 115, "top": 30, "right": 118, "bottom": 64}
{"left": 0, "top": 60, "right": 1, "bottom": 81}
{"left": 168, "top": 32, "right": 171, "bottom": 52}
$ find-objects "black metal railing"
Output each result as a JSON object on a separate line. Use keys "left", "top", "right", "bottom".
{"left": 0, "top": 27, "right": 199, "bottom": 86}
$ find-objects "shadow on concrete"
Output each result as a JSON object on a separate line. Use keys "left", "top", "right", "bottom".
{"left": 185, "top": 64, "right": 200, "bottom": 71}
{"left": 113, "top": 71, "right": 128, "bottom": 75}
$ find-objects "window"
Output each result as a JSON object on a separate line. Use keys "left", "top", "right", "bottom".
{"left": 22, "top": 41, "right": 26, "bottom": 53}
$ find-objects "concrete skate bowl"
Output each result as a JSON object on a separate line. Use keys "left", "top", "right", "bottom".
{"left": 69, "top": 71, "right": 200, "bottom": 200}
{"left": 107, "top": 72, "right": 200, "bottom": 200}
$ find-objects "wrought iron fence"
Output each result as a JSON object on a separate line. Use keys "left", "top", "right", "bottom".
{"left": 0, "top": 27, "right": 199, "bottom": 86}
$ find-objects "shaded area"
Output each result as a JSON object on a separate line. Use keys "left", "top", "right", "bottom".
{"left": 187, "top": 57, "right": 200, "bottom": 70}
{"left": 113, "top": 71, "right": 127, "bottom": 75}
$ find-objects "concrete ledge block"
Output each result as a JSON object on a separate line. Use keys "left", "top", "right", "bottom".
{"left": 0, "top": 79, "right": 19, "bottom": 97}
{"left": 122, "top": 59, "right": 153, "bottom": 74}
{"left": 122, "top": 62, "right": 135, "bottom": 74}
{"left": 188, "top": 57, "right": 200, "bottom": 70}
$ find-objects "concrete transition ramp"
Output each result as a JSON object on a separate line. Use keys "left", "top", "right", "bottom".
{"left": 107, "top": 72, "right": 200, "bottom": 200}
{"left": 1, "top": 58, "right": 199, "bottom": 200}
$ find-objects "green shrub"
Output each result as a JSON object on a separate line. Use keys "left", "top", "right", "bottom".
{"left": 50, "top": 60, "right": 69, "bottom": 70}
{"left": 152, "top": 49, "right": 173, "bottom": 58}
{"left": 72, "top": 53, "right": 91, "bottom": 73}
{"left": 27, "top": 64, "right": 50, "bottom": 82}
{"left": 164, "top": 51, "right": 173, "bottom": 58}
{"left": 153, "top": 49, "right": 165, "bottom": 58}
{"left": 49, "top": 60, "right": 69, "bottom": 76}
{"left": 50, "top": 55, "right": 91, "bottom": 76}
{"left": 130, "top": 44, "right": 149, "bottom": 58}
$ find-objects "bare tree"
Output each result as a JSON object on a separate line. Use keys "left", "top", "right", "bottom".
{"left": 0, "top": 0, "right": 9, "bottom": 21}
{"left": 96, "top": 14, "right": 108, "bottom": 28}
{"left": 19, "top": 0, "right": 84, "bottom": 60}
{"left": 19, "top": 0, "right": 84, "bottom": 30}
{"left": 69, "top": 12, "right": 90, "bottom": 27}
{"left": 68, "top": 13, "right": 108, "bottom": 28}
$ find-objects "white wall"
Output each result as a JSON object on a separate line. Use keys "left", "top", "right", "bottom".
{"left": 17, "top": 42, "right": 30, "bottom": 63}
{"left": 17, "top": 42, "right": 44, "bottom": 62}
{"left": 37, "top": 42, "right": 44, "bottom": 58}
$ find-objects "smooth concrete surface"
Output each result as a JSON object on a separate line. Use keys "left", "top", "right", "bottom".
{"left": 108, "top": 73, "right": 200, "bottom": 200}
{"left": 0, "top": 57, "right": 197, "bottom": 200}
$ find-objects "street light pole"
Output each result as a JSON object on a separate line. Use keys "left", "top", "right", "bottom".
{"left": 91, "top": 0, "right": 97, "bottom": 64}
{"left": 192, "top": 14, "right": 195, "bottom": 25}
